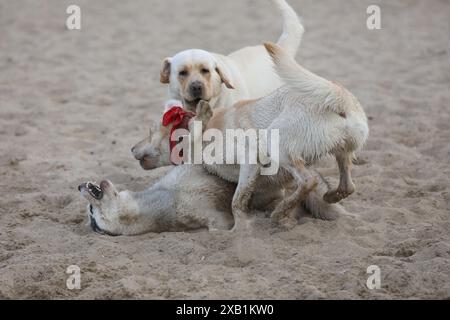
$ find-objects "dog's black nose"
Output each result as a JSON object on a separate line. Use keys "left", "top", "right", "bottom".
{"left": 131, "top": 146, "right": 135, "bottom": 154}
{"left": 78, "top": 184, "right": 82, "bottom": 192}
{"left": 190, "top": 81, "right": 203, "bottom": 98}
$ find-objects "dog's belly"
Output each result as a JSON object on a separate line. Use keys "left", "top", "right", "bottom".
{"left": 275, "top": 111, "right": 348, "bottom": 163}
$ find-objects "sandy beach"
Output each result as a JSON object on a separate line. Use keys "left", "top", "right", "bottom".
{"left": 0, "top": 0, "right": 449, "bottom": 299}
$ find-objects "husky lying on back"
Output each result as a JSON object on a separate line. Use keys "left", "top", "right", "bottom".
{"left": 79, "top": 165, "right": 235, "bottom": 236}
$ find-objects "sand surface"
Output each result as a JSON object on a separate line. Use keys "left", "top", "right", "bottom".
{"left": 0, "top": 0, "right": 449, "bottom": 299}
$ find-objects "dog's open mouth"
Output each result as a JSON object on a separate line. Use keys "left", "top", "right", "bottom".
{"left": 79, "top": 182, "right": 103, "bottom": 200}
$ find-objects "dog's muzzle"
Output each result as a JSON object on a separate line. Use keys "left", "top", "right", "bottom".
{"left": 190, "top": 81, "right": 204, "bottom": 99}
{"left": 79, "top": 182, "right": 103, "bottom": 200}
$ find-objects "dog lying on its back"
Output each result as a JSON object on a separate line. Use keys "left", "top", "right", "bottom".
{"left": 78, "top": 166, "right": 337, "bottom": 235}
{"left": 79, "top": 166, "right": 235, "bottom": 235}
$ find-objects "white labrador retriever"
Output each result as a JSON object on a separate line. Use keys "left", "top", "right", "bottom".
{"left": 160, "top": 0, "right": 303, "bottom": 111}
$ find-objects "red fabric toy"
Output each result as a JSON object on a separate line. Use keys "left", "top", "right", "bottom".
{"left": 162, "top": 106, "right": 196, "bottom": 164}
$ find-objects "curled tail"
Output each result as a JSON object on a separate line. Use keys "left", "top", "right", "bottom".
{"left": 272, "top": 0, "right": 304, "bottom": 57}
{"left": 264, "top": 42, "right": 346, "bottom": 115}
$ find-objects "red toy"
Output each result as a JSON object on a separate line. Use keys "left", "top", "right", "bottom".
{"left": 162, "top": 106, "right": 196, "bottom": 163}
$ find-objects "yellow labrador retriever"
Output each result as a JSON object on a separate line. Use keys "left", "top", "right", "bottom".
{"left": 160, "top": 0, "right": 304, "bottom": 111}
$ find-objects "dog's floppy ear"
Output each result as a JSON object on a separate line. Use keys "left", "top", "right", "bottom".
{"left": 160, "top": 57, "right": 172, "bottom": 84}
{"left": 215, "top": 61, "right": 234, "bottom": 89}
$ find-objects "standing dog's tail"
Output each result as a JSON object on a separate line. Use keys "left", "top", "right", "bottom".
{"left": 273, "top": 0, "right": 304, "bottom": 57}
{"left": 264, "top": 42, "right": 346, "bottom": 115}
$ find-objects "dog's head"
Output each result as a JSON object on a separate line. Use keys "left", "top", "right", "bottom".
{"left": 160, "top": 49, "right": 234, "bottom": 111}
{"left": 131, "top": 126, "right": 171, "bottom": 170}
{"left": 78, "top": 180, "right": 122, "bottom": 236}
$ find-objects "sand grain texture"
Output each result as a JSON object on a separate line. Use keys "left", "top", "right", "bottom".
{"left": 0, "top": 0, "right": 449, "bottom": 299}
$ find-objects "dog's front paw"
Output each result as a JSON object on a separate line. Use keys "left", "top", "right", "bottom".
{"left": 195, "top": 100, "right": 213, "bottom": 126}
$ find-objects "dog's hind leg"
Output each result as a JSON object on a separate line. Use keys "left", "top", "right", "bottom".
{"left": 270, "top": 161, "right": 317, "bottom": 229}
{"left": 302, "top": 170, "right": 345, "bottom": 221}
{"left": 231, "top": 164, "right": 260, "bottom": 232}
{"left": 323, "top": 151, "right": 355, "bottom": 203}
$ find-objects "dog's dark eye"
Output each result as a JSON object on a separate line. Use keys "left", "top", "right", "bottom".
{"left": 201, "top": 68, "right": 210, "bottom": 74}
{"left": 179, "top": 70, "right": 188, "bottom": 76}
